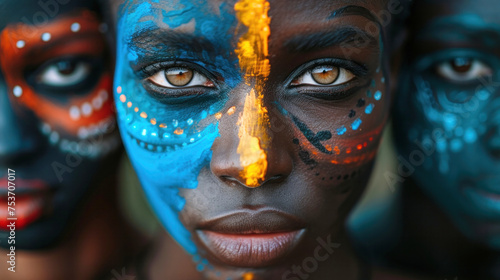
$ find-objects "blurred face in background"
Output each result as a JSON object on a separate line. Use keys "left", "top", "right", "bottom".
{"left": 393, "top": 0, "right": 500, "bottom": 248}
{"left": 0, "top": 0, "right": 119, "bottom": 249}
{"left": 113, "top": 0, "right": 398, "bottom": 278}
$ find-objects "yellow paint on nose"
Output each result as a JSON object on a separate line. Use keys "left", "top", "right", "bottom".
{"left": 234, "top": 0, "right": 271, "bottom": 188}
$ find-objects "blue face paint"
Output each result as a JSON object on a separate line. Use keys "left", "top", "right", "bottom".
{"left": 114, "top": 0, "right": 238, "bottom": 256}
{"left": 393, "top": 8, "right": 500, "bottom": 248}
{"left": 351, "top": 118, "right": 362, "bottom": 130}
{"left": 365, "top": 103, "right": 375, "bottom": 114}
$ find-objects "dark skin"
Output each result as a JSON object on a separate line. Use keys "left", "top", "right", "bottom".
{"left": 110, "top": 0, "right": 403, "bottom": 279}
{"left": 350, "top": 0, "right": 500, "bottom": 279}
{"left": 0, "top": 1, "right": 143, "bottom": 279}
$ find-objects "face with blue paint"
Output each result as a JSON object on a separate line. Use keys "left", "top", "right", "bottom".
{"left": 0, "top": 0, "right": 118, "bottom": 249}
{"left": 394, "top": 0, "right": 500, "bottom": 249}
{"left": 113, "top": 0, "right": 396, "bottom": 278}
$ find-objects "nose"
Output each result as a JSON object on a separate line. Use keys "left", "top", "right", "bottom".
{"left": 0, "top": 74, "right": 43, "bottom": 165}
{"left": 210, "top": 88, "right": 293, "bottom": 188}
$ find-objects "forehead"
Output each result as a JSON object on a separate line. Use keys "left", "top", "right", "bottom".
{"left": 116, "top": 0, "right": 387, "bottom": 48}
{"left": 412, "top": 0, "right": 500, "bottom": 25}
{"left": 0, "top": 0, "right": 98, "bottom": 29}
{"left": 117, "top": 0, "right": 385, "bottom": 27}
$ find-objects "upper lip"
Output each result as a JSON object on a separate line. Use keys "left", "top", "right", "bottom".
{"left": 197, "top": 207, "right": 306, "bottom": 234}
{"left": 461, "top": 176, "right": 500, "bottom": 196}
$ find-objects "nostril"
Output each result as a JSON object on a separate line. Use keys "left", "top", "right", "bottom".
{"left": 219, "top": 174, "right": 285, "bottom": 188}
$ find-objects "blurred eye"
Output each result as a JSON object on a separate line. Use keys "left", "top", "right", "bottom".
{"left": 148, "top": 67, "right": 214, "bottom": 88}
{"left": 38, "top": 59, "right": 92, "bottom": 87}
{"left": 291, "top": 65, "right": 356, "bottom": 86}
{"left": 436, "top": 58, "right": 492, "bottom": 82}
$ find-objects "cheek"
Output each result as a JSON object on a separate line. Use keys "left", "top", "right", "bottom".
{"left": 280, "top": 71, "right": 389, "bottom": 190}
{"left": 402, "top": 77, "right": 492, "bottom": 175}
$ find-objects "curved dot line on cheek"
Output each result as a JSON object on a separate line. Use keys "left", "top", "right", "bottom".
{"left": 116, "top": 86, "right": 236, "bottom": 140}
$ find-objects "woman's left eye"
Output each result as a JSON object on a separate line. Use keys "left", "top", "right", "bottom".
{"left": 148, "top": 67, "right": 214, "bottom": 88}
{"left": 291, "top": 65, "right": 356, "bottom": 86}
{"left": 37, "top": 59, "right": 92, "bottom": 87}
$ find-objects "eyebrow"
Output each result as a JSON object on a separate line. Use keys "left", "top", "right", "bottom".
{"left": 284, "top": 5, "right": 380, "bottom": 53}
{"left": 127, "top": 28, "right": 216, "bottom": 56}
{"left": 328, "top": 5, "right": 381, "bottom": 26}
{"left": 284, "top": 26, "right": 378, "bottom": 53}
{"left": 415, "top": 16, "right": 500, "bottom": 47}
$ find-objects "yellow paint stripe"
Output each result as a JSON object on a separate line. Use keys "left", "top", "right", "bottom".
{"left": 234, "top": 0, "right": 271, "bottom": 187}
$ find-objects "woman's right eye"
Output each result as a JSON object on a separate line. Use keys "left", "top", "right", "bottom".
{"left": 37, "top": 59, "right": 92, "bottom": 88}
{"left": 148, "top": 67, "right": 215, "bottom": 88}
{"left": 436, "top": 57, "right": 492, "bottom": 83}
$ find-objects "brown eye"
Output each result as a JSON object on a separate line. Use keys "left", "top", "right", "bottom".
{"left": 450, "top": 58, "right": 472, "bottom": 73}
{"left": 148, "top": 66, "right": 214, "bottom": 89}
{"left": 165, "top": 67, "right": 194, "bottom": 86}
{"left": 436, "top": 58, "right": 492, "bottom": 82}
{"left": 311, "top": 66, "right": 339, "bottom": 84}
{"left": 292, "top": 64, "right": 355, "bottom": 87}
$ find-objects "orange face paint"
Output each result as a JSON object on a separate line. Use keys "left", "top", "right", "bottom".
{"left": 0, "top": 10, "right": 113, "bottom": 138}
{"left": 234, "top": 0, "right": 271, "bottom": 187}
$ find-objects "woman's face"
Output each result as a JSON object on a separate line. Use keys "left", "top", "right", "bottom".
{"left": 0, "top": 1, "right": 118, "bottom": 249}
{"left": 115, "top": 0, "right": 393, "bottom": 277}
{"left": 394, "top": 0, "right": 500, "bottom": 248}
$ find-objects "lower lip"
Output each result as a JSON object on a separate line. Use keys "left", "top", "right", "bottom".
{"left": 0, "top": 195, "right": 46, "bottom": 230}
{"left": 198, "top": 230, "right": 305, "bottom": 267}
{"left": 0, "top": 179, "right": 51, "bottom": 230}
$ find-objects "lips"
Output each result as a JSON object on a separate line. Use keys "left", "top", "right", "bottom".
{"left": 0, "top": 178, "right": 51, "bottom": 230}
{"left": 196, "top": 208, "right": 306, "bottom": 267}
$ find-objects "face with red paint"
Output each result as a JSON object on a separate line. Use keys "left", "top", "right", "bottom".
{"left": 112, "top": 0, "right": 398, "bottom": 278}
{"left": 0, "top": 1, "right": 119, "bottom": 249}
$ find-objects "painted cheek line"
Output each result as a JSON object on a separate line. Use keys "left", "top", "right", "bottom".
{"left": 277, "top": 102, "right": 382, "bottom": 166}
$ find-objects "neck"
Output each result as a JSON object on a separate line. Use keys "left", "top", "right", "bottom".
{"left": 397, "top": 179, "right": 500, "bottom": 278}
{"left": 0, "top": 173, "right": 141, "bottom": 280}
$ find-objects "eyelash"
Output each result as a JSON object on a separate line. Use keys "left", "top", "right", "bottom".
{"left": 287, "top": 58, "right": 368, "bottom": 100}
